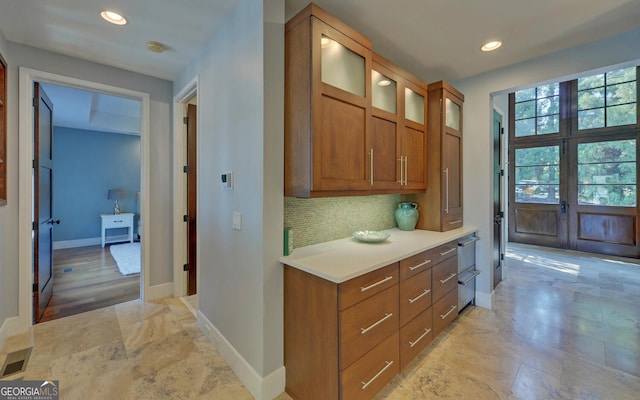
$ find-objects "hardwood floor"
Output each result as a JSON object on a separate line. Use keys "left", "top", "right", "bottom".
{"left": 39, "top": 244, "right": 140, "bottom": 323}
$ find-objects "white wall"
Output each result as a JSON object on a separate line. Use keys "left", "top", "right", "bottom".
{"left": 0, "top": 28, "right": 18, "bottom": 342}
{"left": 0, "top": 43, "right": 173, "bottom": 331}
{"left": 174, "top": 0, "right": 284, "bottom": 393}
{"left": 453, "top": 29, "right": 640, "bottom": 306}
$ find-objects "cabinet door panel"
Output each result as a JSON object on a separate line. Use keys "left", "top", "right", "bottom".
{"left": 403, "top": 125, "right": 426, "bottom": 189}
{"left": 443, "top": 131, "right": 462, "bottom": 213}
{"left": 314, "top": 94, "right": 370, "bottom": 190}
{"left": 371, "top": 115, "right": 401, "bottom": 189}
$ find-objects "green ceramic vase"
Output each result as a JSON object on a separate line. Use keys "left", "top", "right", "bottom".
{"left": 395, "top": 202, "right": 419, "bottom": 231}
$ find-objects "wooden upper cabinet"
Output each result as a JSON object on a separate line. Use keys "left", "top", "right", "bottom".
{"left": 285, "top": 4, "right": 372, "bottom": 197}
{"left": 371, "top": 54, "right": 428, "bottom": 192}
{"left": 285, "top": 4, "right": 428, "bottom": 197}
{"left": 415, "top": 81, "right": 464, "bottom": 231}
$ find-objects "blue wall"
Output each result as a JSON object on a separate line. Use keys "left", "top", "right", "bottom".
{"left": 53, "top": 127, "right": 140, "bottom": 242}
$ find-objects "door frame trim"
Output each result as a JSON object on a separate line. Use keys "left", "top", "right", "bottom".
{"left": 18, "top": 67, "right": 151, "bottom": 330}
{"left": 172, "top": 75, "right": 199, "bottom": 297}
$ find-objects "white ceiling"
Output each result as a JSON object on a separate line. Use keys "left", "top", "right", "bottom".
{"left": 1, "top": 0, "right": 639, "bottom": 128}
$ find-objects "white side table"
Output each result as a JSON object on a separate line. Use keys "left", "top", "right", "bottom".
{"left": 101, "top": 213, "right": 134, "bottom": 248}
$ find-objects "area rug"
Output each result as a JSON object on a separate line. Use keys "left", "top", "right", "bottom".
{"left": 109, "top": 242, "right": 140, "bottom": 275}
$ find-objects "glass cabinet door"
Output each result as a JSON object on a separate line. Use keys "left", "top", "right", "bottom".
{"left": 445, "top": 98, "right": 461, "bottom": 130}
{"left": 372, "top": 70, "right": 397, "bottom": 113}
{"left": 321, "top": 35, "right": 365, "bottom": 97}
{"left": 405, "top": 88, "right": 425, "bottom": 124}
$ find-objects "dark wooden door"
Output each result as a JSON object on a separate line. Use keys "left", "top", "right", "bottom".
{"left": 33, "top": 82, "right": 57, "bottom": 322}
{"left": 186, "top": 104, "right": 197, "bottom": 295}
{"left": 493, "top": 110, "right": 503, "bottom": 288}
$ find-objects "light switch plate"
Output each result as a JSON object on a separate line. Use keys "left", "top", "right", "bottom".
{"left": 232, "top": 211, "right": 242, "bottom": 230}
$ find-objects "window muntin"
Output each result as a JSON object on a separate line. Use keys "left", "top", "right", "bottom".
{"left": 577, "top": 67, "right": 637, "bottom": 130}
{"left": 514, "top": 83, "right": 560, "bottom": 137}
{"left": 577, "top": 139, "right": 636, "bottom": 206}
{"left": 514, "top": 146, "right": 560, "bottom": 204}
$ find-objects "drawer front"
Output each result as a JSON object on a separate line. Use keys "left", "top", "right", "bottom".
{"left": 339, "top": 263, "right": 399, "bottom": 310}
{"left": 399, "top": 249, "right": 436, "bottom": 281}
{"left": 431, "top": 256, "right": 458, "bottom": 302}
{"left": 399, "top": 269, "right": 432, "bottom": 327}
{"left": 433, "top": 240, "right": 458, "bottom": 264}
{"left": 103, "top": 215, "right": 131, "bottom": 229}
{"left": 340, "top": 285, "right": 399, "bottom": 369}
{"left": 442, "top": 212, "right": 463, "bottom": 231}
{"left": 400, "top": 307, "right": 433, "bottom": 369}
{"left": 432, "top": 288, "right": 458, "bottom": 338}
{"left": 341, "top": 331, "right": 399, "bottom": 400}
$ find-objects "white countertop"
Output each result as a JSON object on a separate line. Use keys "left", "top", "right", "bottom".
{"left": 279, "top": 226, "right": 478, "bottom": 283}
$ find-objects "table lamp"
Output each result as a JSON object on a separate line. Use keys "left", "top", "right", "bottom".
{"left": 108, "top": 189, "right": 125, "bottom": 214}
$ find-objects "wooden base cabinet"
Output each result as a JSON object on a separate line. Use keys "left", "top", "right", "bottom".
{"left": 414, "top": 81, "right": 464, "bottom": 231}
{"left": 284, "top": 239, "right": 460, "bottom": 399}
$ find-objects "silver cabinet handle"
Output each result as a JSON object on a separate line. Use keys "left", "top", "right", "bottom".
{"left": 448, "top": 220, "right": 462, "bottom": 225}
{"left": 444, "top": 167, "right": 449, "bottom": 213}
{"left": 409, "top": 259, "right": 432, "bottom": 271}
{"left": 361, "top": 313, "right": 393, "bottom": 335}
{"left": 360, "top": 276, "right": 393, "bottom": 292}
{"left": 398, "top": 157, "right": 403, "bottom": 185}
{"left": 361, "top": 361, "right": 394, "bottom": 390}
{"left": 404, "top": 155, "right": 408, "bottom": 185}
{"left": 408, "top": 289, "right": 430, "bottom": 304}
{"left": 439, "top": 272, "right": 457, "bottom": 284}
{"left": 409, "top": 328, "right": 431, "bottom": 347}
{"left": 439, "top": 248, "right": 456, "bottom": 256}
{"left": 369, "top": 148, "right": 374, "bottom": 185}
{"left": 440, "top": 305, "right": 457, "bottom": 320}
{"left": 459, "top": 270, "right": 481, "bottom": 285}
{"left": 458, "top": 237, "right": 479, "bottom": 247}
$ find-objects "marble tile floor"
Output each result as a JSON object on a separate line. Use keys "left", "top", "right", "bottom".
{"left": 1, "top": 243, "right": 639, "bottom": 399}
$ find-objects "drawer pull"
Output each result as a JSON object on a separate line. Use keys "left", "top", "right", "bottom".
{"left": 408, "top": 289, "right": 430, "bottom": 304}
{"left": 361, "top": 313, "right": 393, "bottom": 335}
{"left": 439, "top": 272, "right": 457, "bottom": 284}
{"left": 440, "top": 305, "right": 457, "bottom": 320}
{"left": 409, "top": 259, "right": 432, "bottom": 271}
{"left": 360, "top": 276, "right": 393, "bottom": 292}
{"left": 114, "top": 220, "right": 123, "bottom": 223}
{"left": 409, "top": 328, "right": 431, "bottom": 347}
{"left": 458, "top": 237, "right": 479, "bottom": 247}
{"left": 439, "top": 248, "right": 456, "bottom": 256}
{"left": 361, "top": 360, "right": 394, "bottom": 390}
{"left": 459, "top": 270, "right": 481, "bottom": 285}
{"left": 448, "top": 220, "right": 462, "bottom": 225}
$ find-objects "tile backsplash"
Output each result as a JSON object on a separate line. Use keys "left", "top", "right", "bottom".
{"left": 284, "top": 194, "right": 401, "bottom": 248}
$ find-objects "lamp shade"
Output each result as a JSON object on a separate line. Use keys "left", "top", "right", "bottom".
{"left": 107, "top": 189, "right": 126, "bottom": 200}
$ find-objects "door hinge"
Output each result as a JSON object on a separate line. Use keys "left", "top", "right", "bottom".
{"left": 32, "top": 283, "right": 38, "bottom": 293}
{"left": 32, "top": 221, "right": 37, "bottom": 230}
{"left": 500, "top": 127, "right": 504, "bottom": 135}
{"left": 500, "top": 169, "right": 504, "bottom": 177}
{"left": 500, "top": 253, "right": 504, "bottom": 261}
{"left": 183, "top": 264, "right": 189, "bottom": 272}
{"left": 32, "top": 159, "right": 37, "bottom": 169}
{"left": 183, "top": 166, "right": 189, "bottom": 174}
{"left": 32, "top": 97, "right": 38, "bottom": 107}
{"left": 183, "top": 215, "right": 188, "bottom": 222}
{"left": 183, "top": 117, "right": 189, "bottom": 125}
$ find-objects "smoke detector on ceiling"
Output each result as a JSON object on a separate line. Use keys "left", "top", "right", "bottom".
{"left": 146, "top": 41, "right": 166, "bottom": 53}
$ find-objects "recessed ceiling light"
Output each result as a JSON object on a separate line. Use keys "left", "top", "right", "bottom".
{"left": 377, "top": 79, "right": 392, "bottom": 87}
{"left": 481, "top": 41, "right": 502, "bottom": 52}
{"left": 101, "top": 10, "right": 127, "bottom": 25}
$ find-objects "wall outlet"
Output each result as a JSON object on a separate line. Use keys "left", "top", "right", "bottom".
{"left": 233, "top": 211, "right": 242, "bottom": 230}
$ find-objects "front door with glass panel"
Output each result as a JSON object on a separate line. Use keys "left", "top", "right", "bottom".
{"left": 509, "top": 66, "right": 639, "bottom": 258}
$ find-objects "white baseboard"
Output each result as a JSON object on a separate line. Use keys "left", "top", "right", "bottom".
{"left": 197, "top": 311, "right": 285, "bottom": 400}
{"left": 0, "top": 316, "right": 23, "bottom": 351}
{"left": 53, "top": 237, "right": 101, "bottom": 250}
{"left": 475, "top": 290, "right": 495, "bottom": 309}
{"left": 145, "top": 282, "right": 174, "bottom": 301}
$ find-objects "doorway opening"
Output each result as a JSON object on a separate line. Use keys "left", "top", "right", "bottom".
{"left": 18, "top": 68, "right": 151, "bottom": 329}
{"left": 34, "top": 82, "right": 142, "bottom": 323}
